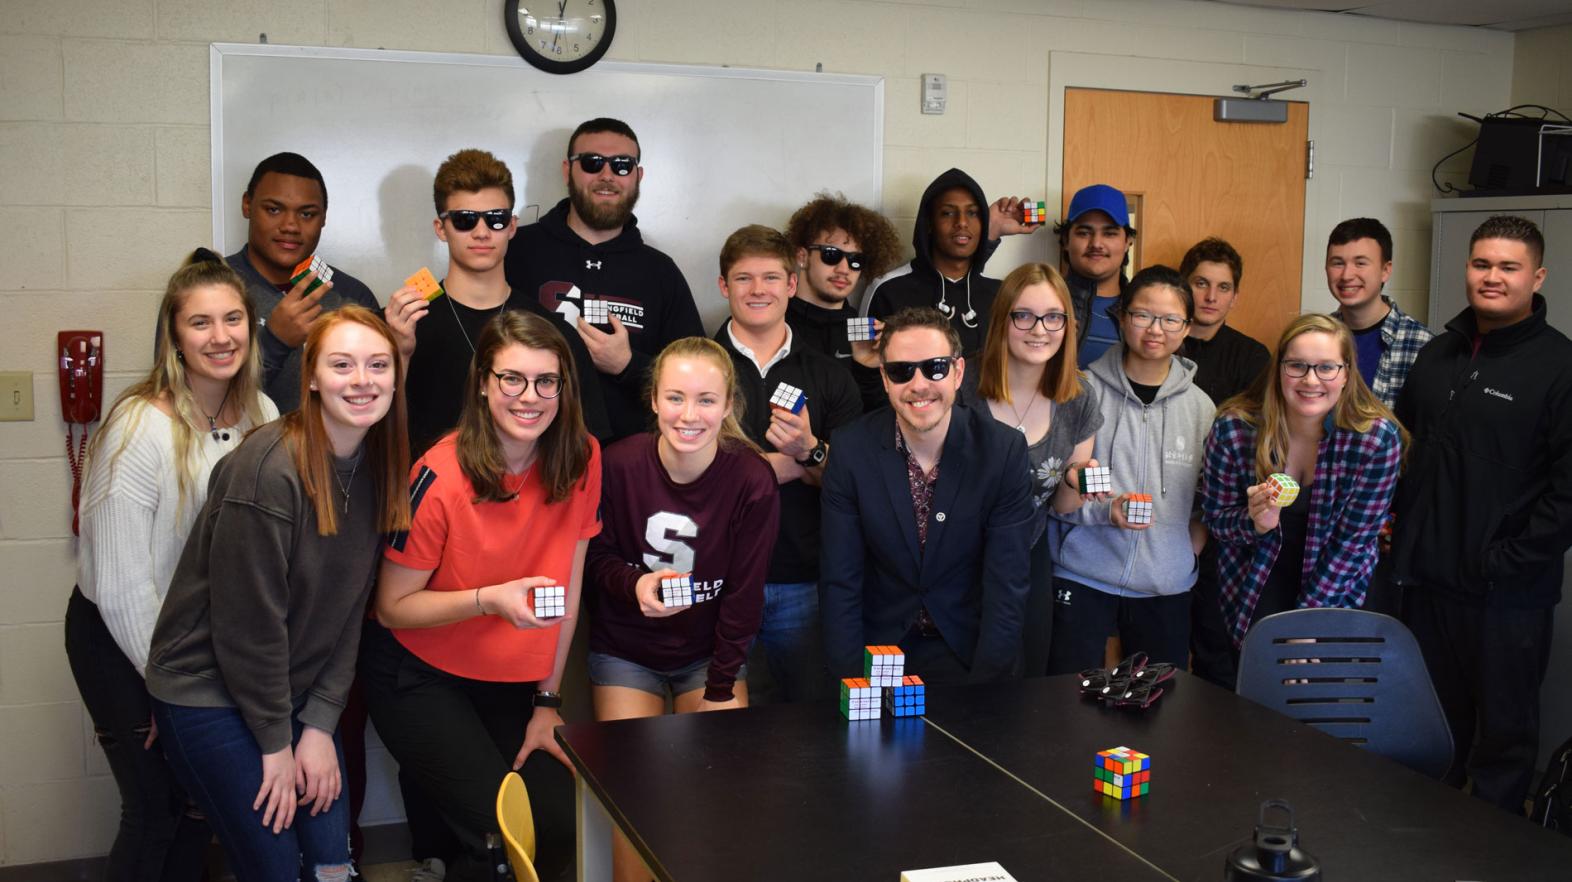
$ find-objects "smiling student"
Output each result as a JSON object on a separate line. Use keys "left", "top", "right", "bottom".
{"left": 146, "top": 307, "right": 410, "bottom": 882}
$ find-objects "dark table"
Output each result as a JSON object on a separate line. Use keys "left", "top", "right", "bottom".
{"left": 923, "top": 672, "right": 1572, "bottom": 882}
{"left": 557, "top": 673, "right": 1572, "bottom": 881}
{"left": 556, "top": 699, "right": 1169, "bottom": 882}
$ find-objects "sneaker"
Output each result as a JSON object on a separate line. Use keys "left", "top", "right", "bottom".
{"left": 410, "top": 858, "right": 446, "bottom": 882}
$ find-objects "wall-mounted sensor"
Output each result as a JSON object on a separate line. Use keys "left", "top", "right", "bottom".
{"left": 922, "top": 73, "right": 946, "bottom": 115}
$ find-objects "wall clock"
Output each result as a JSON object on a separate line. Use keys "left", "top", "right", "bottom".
{"left": 505, "top": 0, "right": 617, "bottom": 75}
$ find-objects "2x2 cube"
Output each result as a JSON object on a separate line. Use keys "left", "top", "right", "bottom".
{"left": 660, "top": 574, "right": 694, "bottom": 609}
{"left": 533, "top": 584, "right": 566, "bottom": 619}
{"left": 1093, "top": 746, "right": 1150, "bottom": 800}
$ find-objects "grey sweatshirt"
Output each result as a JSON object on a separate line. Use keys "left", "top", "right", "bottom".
{"left": 1048, "top": 344, "right": 1216, "bottom": 597}
{"left": 146, "top": 421, "right": 380, "bottom": 753}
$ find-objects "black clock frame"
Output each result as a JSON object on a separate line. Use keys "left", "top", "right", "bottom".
{"left": 504, "top": 0, "right": 617, "bottom": 75}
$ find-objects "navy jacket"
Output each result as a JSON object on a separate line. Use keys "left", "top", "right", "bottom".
{"left": 820, "top": 403, "right": 1035, "bottom": 682}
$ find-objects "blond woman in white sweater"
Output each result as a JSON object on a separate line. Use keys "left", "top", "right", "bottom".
{"left": 65, "top": 249, "right": 276, "bottom": 882}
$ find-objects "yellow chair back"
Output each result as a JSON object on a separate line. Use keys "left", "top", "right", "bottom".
{"left": 495, "top": 771, "right": 540, "bottom": 882}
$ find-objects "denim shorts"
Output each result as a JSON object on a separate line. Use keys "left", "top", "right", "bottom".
{"left": 587, "top": 651, "right": 746, "bottom": 698}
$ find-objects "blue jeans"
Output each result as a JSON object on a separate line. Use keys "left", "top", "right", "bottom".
{"left": 153, "top": 701, "right": 352, "bottom": 882}
{"left": 752, "top": 581, "right": 828, "bottom": 702}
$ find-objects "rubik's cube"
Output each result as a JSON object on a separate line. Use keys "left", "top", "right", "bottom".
{"left": 533, "top": 584, "right": 566, "bottom": 619}
{"left": 1267, "top": 473, "right": 1300, "bottom": 507}
{"left": 1093, "top": 746, "right": 1150, "bottom": 800}
{"left": 580, "top": 298, "right": 611, "bottom": 326}
{"left": 840, "top": 677, "right": 880, "bottom": 721}
{"left": 1124, "top": 493, "right": 1154, "bottom": 525}
{"left": 883, "top": 675, "right": 926, "bottom": 718}
{"left": 1022, "top": 200, "right": 1048, "bottom": 225}
{"left": 405, "top": 267, "right": 445, "bottom": 302}
{"left": 289, "top": 255, "right": 333, "bottom": 295}
{"left": 847, "top": 316, "right": 878, "bottom": 343}
{"left": 1079, "top": 465, "right": 1113, "bottom": 495}
{"left": 769, "top": 382, "right": 807, "bottom": 414}
{"left": 864, "top": 644, "right": 906, "bottom": 687}
{"left": 660, "top": 574, "right": 693, "bottom": 609}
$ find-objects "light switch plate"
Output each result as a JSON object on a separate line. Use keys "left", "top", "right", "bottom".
{"left": 0, "top": 372, "right": 35, "bottom": 421}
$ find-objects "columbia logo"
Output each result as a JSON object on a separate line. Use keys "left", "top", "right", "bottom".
{"left": 585, "top": 259, "right": 603, "bottom": 270}
{"left": 1483, "top": 387, "right": 1515, "bottom": 402}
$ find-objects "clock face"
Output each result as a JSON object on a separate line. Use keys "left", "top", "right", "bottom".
{"left": 506, "top": 0, "right": 617, "bottom": 75}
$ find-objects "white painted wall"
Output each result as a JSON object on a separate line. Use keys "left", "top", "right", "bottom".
{"left": 0, "top": 0, "right": 1528, "bottom": 867}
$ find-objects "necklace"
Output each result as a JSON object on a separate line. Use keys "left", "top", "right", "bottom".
{"left": 448, "top": 293, "right": 506, "bottom": 355}
{"left": 333, "top": 449, "right": 363, "bottom": 515}
{"left": 1006, "top": 389, "right": 1041, "bottom": 434}
{"left": 199, "top": 383, "right": 235, "bottom": 442}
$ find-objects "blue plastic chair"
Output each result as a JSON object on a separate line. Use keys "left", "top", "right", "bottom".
{"left": 1236, "top": 608, "right": 1453, "bottom": 780}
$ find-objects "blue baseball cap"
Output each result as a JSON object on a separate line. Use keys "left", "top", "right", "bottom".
{"left": 1066, "top": 184, "right": 1131, "bottom": 229}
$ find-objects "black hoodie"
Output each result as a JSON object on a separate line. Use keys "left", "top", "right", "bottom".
{"left": 504, "top": 198, "right": 705, "bottom": 440}
{"left": 860, "top": 169, "right": 1001, "bottom": 356}
{"left": 786, "top": 297, "right": 886, "bottom": 412}
{"left": 1392, "top": 294, "right": 1572, "bottom": 608}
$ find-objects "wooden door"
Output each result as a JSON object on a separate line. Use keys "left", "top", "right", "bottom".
{"left": 1063, "top": 88, "right": 1309, "bottom": 348}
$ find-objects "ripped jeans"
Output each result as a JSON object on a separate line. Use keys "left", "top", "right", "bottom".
{"left": 65, "top": 587, "right": 210, "bottom": 882}
{"left": 153, "top": 700, "right": 353, "bottom": 882}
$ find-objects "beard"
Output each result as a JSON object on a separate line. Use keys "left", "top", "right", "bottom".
{"left": 570, "top": 176, "right": 640, "bottom": 231}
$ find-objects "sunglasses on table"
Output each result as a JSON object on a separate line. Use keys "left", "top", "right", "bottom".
{"left": 439, "top": 209, "right": 513, "bottom": 232}
{"left": 1280, "top": 360, "right": 1348, "bottom": 380}
{"left": 806, "top": 245, "right": 865, "bottom": 271}
{"left": 490, "top": 370, "right": 562, "bottom": 399}
{"left": 568, "top": 153, "right": 640, "bottom": 176}
{"left": 882, "top": 356, "right": 957, "bottom": 384}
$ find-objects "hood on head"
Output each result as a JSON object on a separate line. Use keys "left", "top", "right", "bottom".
{"left": 911, "top": 168, "right": 995, "bottom": 277}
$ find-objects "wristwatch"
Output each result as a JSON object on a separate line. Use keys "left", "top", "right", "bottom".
{"left": 532, "top": 690, "right": 563, "bottom": 709}
{"left": 797, "top": 438, "right": 828, "bottom": 467}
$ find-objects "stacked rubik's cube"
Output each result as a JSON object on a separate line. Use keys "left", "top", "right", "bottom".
{"left": 847, "top": 316, "right": 878, "bottom": 343}
{"left": 840, "top": 645, "right": 926, "bottom": 721}
{"left": 1093, "top": 746, "right": 1150, "bottom": 800}
{"left": 290, "top": 255, "right": 334, "bottom": 295}
{"left": 1267, "top": 472, "right": 1300, "bottom": 506}
{"left": 1022, "top": 200, "right": 1048, "bottom": 225}
{"left": 1079, "top": 465, "right": 1113, "bottom": 495}
{"left": 1124, "top": 493, "right": 1154, "bottom": 525}
{"left": 769, "top": 382, "right": 807, "bottom": 414}
{"left": 660, "top": 573, "right": 693, "bottom": 609}
{"left": 532, "top": 585, "right": 566, "bottom": 619}
{"left": 581, "top": 298, "right": 611, "bottom": 326}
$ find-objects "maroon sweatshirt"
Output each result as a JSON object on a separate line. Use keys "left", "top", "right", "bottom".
{"left": 587, "top": 433, "right": 780, "bottom": 701}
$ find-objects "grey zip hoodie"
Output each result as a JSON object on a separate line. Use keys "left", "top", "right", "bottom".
{"left": 1048, "top": 343, "right": 1216, "bottom": 597}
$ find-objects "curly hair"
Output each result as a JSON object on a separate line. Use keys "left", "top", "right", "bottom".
{"left": 784, "top": 193, "right": 903, "bottom": 280}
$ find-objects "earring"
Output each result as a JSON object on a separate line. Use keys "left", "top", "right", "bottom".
{"left": 175, "top": 350, "right": 185, "bottom": 362}
{"left": 309, "top": 383, "right": 318, "bottom": 391}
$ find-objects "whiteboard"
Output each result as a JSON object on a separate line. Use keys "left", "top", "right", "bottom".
{"left": 210, "top": 44, "right": 884, "bottom": 327}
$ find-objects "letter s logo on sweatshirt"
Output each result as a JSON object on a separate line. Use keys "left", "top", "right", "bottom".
{"left": 1165, "top": 433, "right": 1196, "bottom": 467}
{"left": 643, "top": 511, "right": 697, "bottom": 574}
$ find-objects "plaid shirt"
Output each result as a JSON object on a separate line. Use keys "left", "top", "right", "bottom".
{"left": 1336, "top": 297, "right": 1433, "bottom": 408}
{"left": 1200, "top": 413, "right": 1402, "bottom": 647}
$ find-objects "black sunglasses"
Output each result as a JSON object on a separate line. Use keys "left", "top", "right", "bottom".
{"left": 439, "top": 209, "right": 512, "bottom": 232}
{"left": 807, "top": 245, "right": 864, "bottom": 272}
{"left": 568, "top": 153, "right": 639, "bottom": 176}
{"left": 882, "top": 357, "right": 956, "bottom": 384}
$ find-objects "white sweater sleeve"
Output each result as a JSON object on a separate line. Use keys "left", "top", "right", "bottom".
{"left": 78, "top": 407, "right": 168, "bottom": 676}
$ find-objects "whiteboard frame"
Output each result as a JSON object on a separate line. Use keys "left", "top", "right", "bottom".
{"left": 208, "top": 42, "right": 885, "bottom": 248}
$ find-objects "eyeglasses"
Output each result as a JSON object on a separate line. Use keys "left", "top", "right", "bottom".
{"left": 490, "top": 370, "right": 562, "bottom": 399}
{"left": 439, "top": 209, "right": 512, "bottom": 232}
{"left": 568, "top": 153, "right": 639, "bottom": 176}
{"left": 1124, "top": 310, "right": 1188, "bottom": 333}
{"left": 1010, "top": 310, "right": 1068, "bottom": 332}
{"left": 1280, "top": 360, "right": 1347, "bottom": 381}
{"left": 807, "top": 245, "right": 864, "bottom": 272}
{"left": 882, "top": 357, "right": 956, "bottom": 384}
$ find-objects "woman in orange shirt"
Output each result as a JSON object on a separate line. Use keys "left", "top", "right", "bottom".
{"left": 362, "top": 311, "right": 600, "bottom": 882}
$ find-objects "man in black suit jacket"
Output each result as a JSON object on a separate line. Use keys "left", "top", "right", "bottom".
{"left": 820, "top": 307, "right": 1035, "bottom": 684}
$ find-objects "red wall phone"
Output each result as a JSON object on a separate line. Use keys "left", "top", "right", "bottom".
{"left": 59, "top": 330, "right": 103, "bottom": 535}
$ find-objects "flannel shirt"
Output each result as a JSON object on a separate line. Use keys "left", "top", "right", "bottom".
{"left": 1200, "top": 413, "right": 1402, "bottom": 647}
{"left": 1336, "top": 297, "right": 1433, "bottom": 408}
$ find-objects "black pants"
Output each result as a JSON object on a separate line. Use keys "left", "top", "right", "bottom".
{"left": 1189, "top": 545, "right": 1237, "bottom": 689}
{"left": 1045, "top": 578, "right": 1191, "bottom": 675}
{"left": 1020, "top": 537, "right": 1056, "bottom": 678}
{"left": 360, "top": 621, "right": 574, "bottom": 882}
{"left": 64, "top": 587, "right": 211, "bottom": 882}
{"left": 898, "top": 626, "right": 974, "bottom": 685}
{"left": 1403, "top": 589, "right": 1554, "bottom": 813}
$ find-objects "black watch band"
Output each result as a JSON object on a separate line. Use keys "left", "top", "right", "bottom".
{"left": 532, "top": 690, "right": 563, "bottom": 709}
{"left": 797, "top": 439, "right": 828, "bottom": 467}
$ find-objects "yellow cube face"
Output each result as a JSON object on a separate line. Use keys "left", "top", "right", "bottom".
{"left": 1268, "top": 473, "right": 1300, "bottom": 507}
